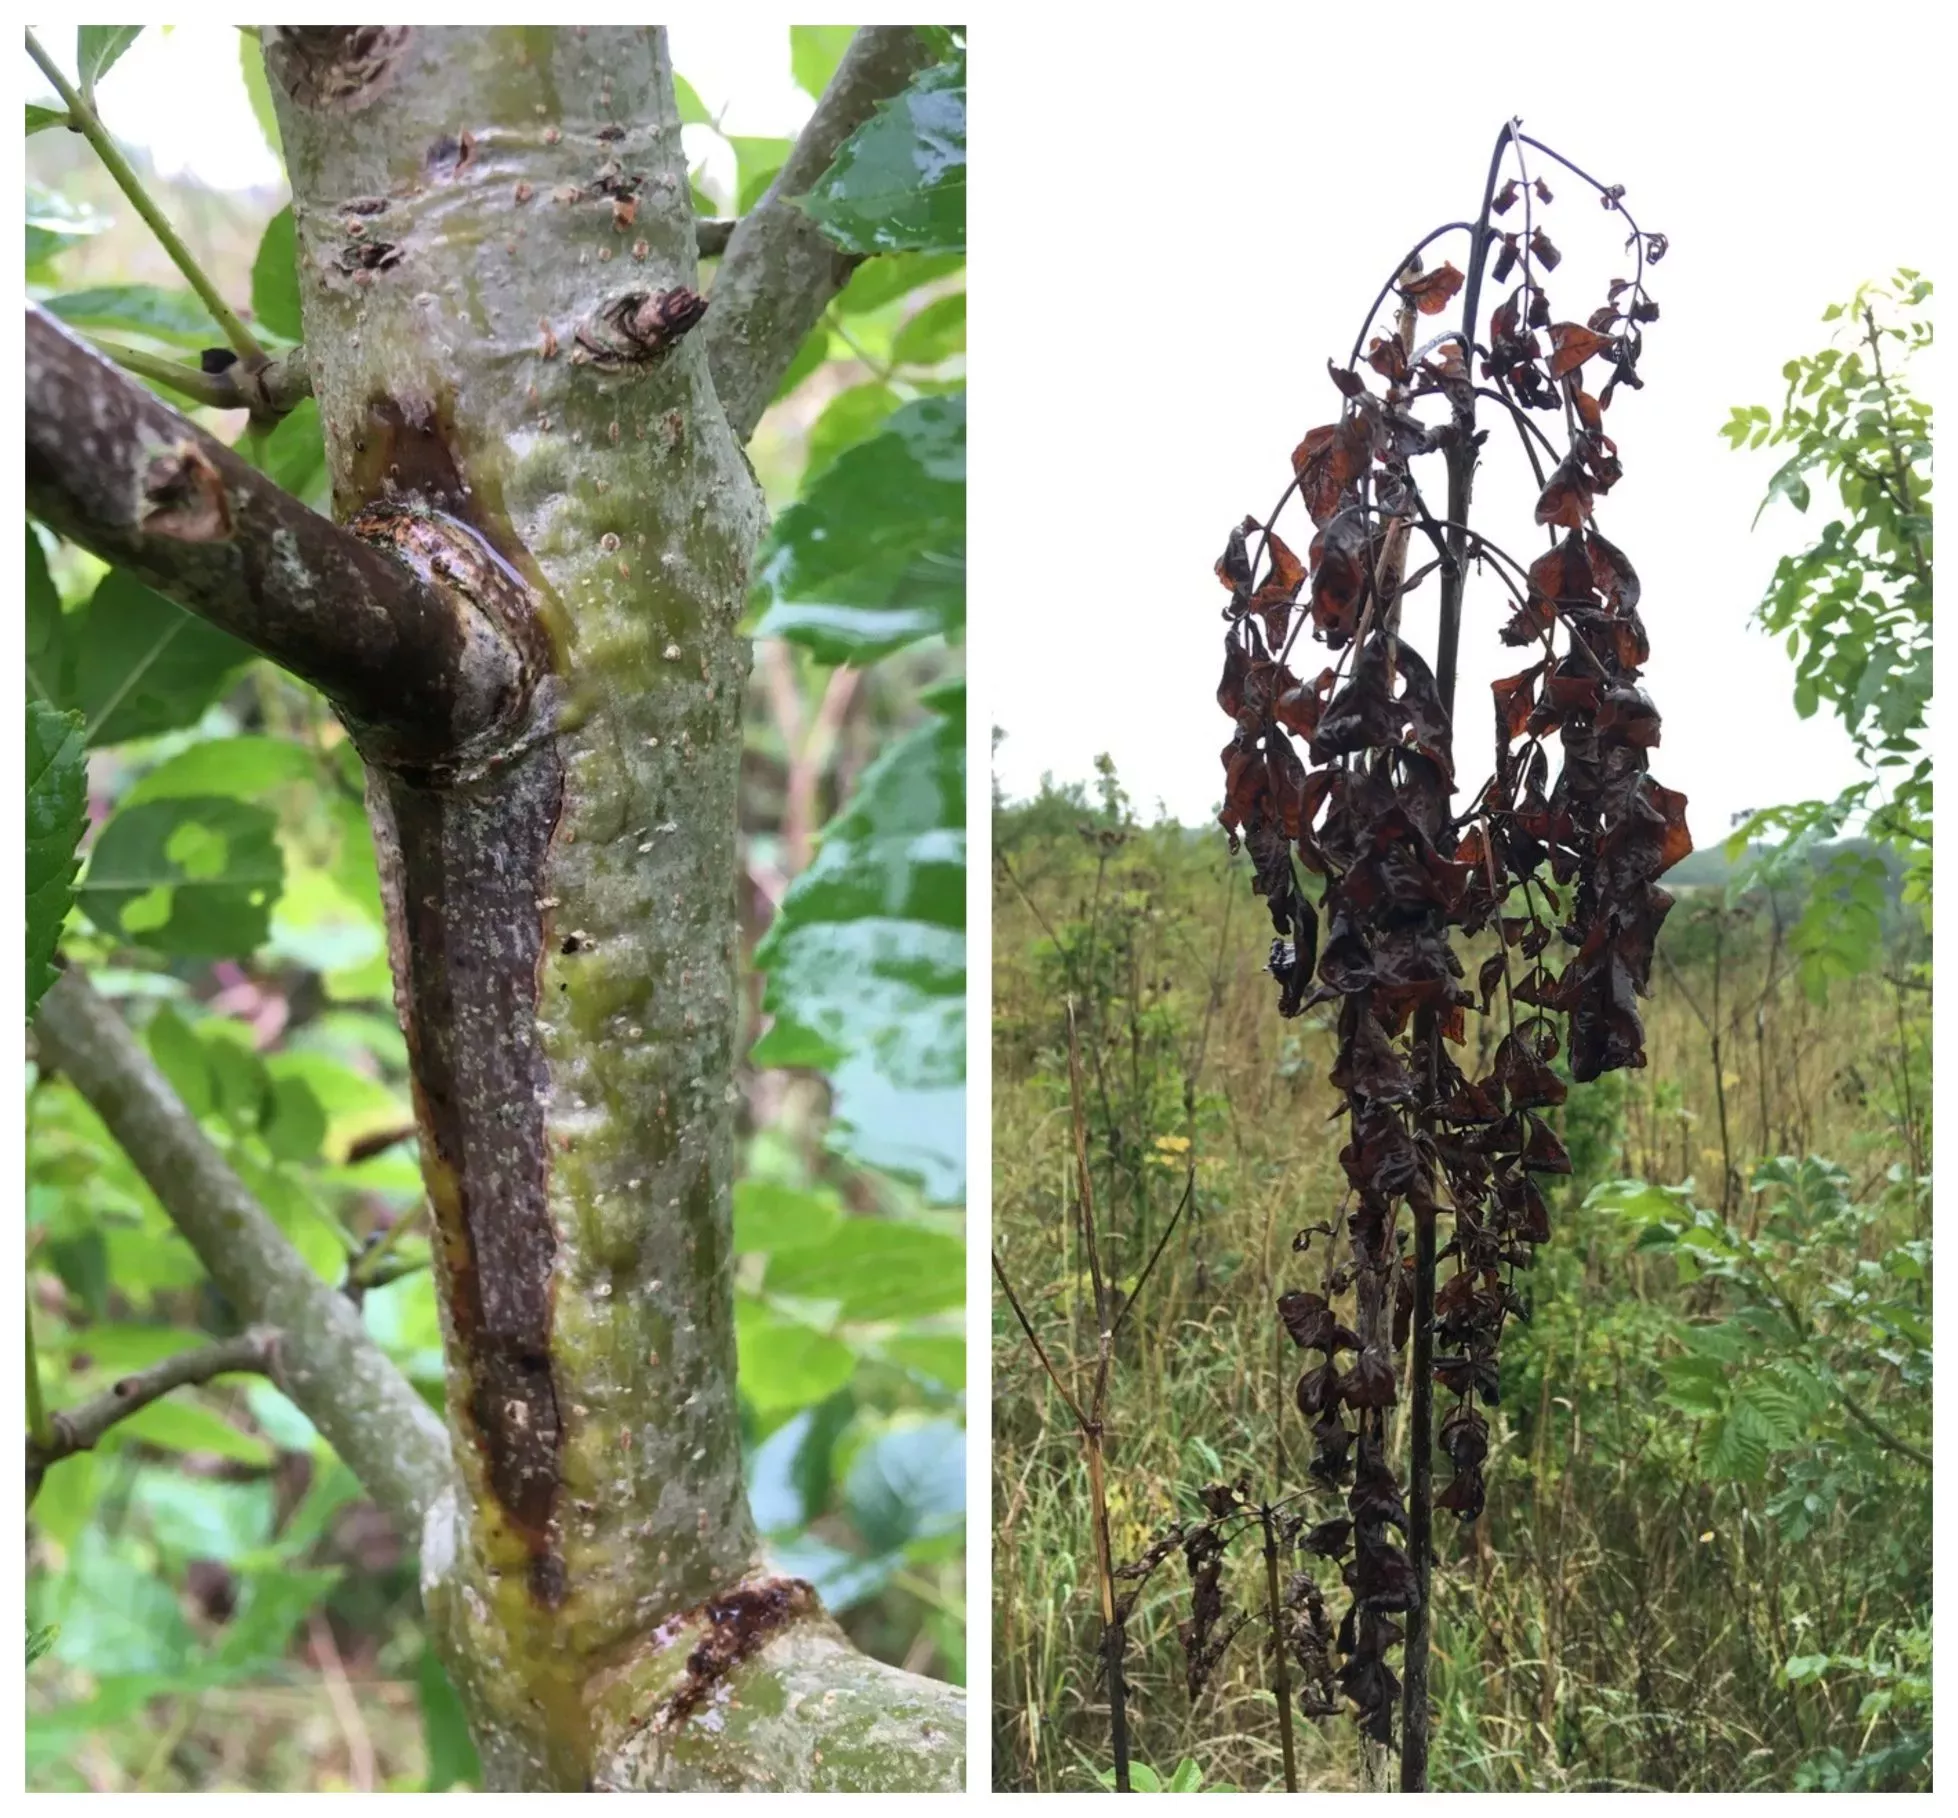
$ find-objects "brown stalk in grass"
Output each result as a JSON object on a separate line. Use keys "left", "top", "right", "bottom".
{"left": 993, "top": 998, "right": 1196, "bottom": 1792}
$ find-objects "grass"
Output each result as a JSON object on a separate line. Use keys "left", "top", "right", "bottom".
{"left": 992, "top": 799, "right": 1930, "bottom": 1793}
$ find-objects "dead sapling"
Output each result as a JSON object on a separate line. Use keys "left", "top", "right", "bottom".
{"left": 1208, "top": 118, "right": 1688, "bottom": 1789}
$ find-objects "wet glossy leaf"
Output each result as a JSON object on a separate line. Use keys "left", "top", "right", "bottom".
{"left": 751, "top": 392, "right": 964, "bottom": 664}
{"left": 801, "top": 53, "right": 965, "bottom": 255}
{"left": 26, "top": 702, "right": 87, "bottom": 1017}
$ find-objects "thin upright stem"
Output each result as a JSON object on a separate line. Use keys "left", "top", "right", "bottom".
{"left": 1109, "top": 1167, "right": 1197, "bottom": 1346}
{"left": 1066, "top": 1000, "right": 1111, "bottom": 1401}
{"left": 1401, "top": 117, "right": 1517, "bottom": 1798}
{"left": 25, "top": 29, "right": 267, "bottom": 363}
{"left": 1087, "top": 1437, "right": 1132, "bottom": 1792}
{"left": 1262, "top": 1505, "right": 1301, "bottom": 1793}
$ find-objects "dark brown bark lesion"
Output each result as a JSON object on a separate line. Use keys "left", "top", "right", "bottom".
{"left": 371, "top": 741, "right": 570, "bottom": 1601}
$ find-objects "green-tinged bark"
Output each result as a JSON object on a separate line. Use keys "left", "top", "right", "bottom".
{"left": 253, "top": 24, "right": 961, "bottom": 1789}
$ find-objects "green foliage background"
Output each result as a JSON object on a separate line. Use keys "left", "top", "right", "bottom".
{"left": 25, "top": 26, "right": 965, "bottom": 1791}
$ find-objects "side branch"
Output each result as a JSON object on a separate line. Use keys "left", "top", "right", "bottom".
{"left": 32, "top": 969, "right": 452, "bottom": 1535}
{"left": 28, "top": 1327, "right": 281, "bottom": 1501}
{"left": 26, "top": 307, "right": 524, "bottom": 764}
{"left": 703, "top": 27, "right": 936, "bottom": 441}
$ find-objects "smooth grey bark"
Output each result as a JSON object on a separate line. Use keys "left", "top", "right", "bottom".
{"left": 31, "top": 970, "right": 452, "bottom": 1534}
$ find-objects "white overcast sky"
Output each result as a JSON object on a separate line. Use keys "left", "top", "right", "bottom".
{"left": 976, "top": 10, "right": 1943, "bottom": 843}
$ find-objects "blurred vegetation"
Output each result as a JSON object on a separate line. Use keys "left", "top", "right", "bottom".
{"left": 26, "top": 25, "right": 964, "bottom": 1791}
{"left": 992, "top": 760, "right": 1928, "bottom": 1792}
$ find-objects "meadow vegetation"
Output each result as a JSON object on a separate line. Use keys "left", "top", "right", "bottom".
{"left": 991, "top": 763, "right": 1929, "bottom": 1792}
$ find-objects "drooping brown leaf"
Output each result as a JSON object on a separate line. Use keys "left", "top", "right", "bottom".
{"left": 1279, "top": 1290, "right": 1337, "bottom": 1350}
{"left": 1547, "top": 322, "right": 1612, "bottom": 379}
{"left": 1400, "top": 262, "right": 1465, "bottom": 316}
{"left": 1217, "top": 640, "right": 1248, "bottom": 722}
{"left": 1328, "top": 358, "right": 1367, "bottom": 400}
{"left": 1492, "top": 666, "right": 1541, "bottom": 741}
{"left": 1292, "top": 418, "right": 1371, "bottom": 526}
{"left": 1341, "top": 1345, "right": 1399, "bottom": 1410}
{"left": 1309, "top": 517, "right": 1370, "bottom": 646}
{"left": 1366, "top": 334, "right": 1409, "bottom": 383}
{"left": 1584, "top": 527, "right": 1642, "bottom": 613}
{"left": 1535, "top": 454, "right": 1595, "bottom": 529}
{"left": 1251, "top": 530, "right": 1308, "bottom": 646}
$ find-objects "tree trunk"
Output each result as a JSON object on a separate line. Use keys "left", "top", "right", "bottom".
{"left": 255, "top": 24, "right": 959, "bottom": 1789}
{"left": 25, "top": 23, "right": 957, "bottom": 1792}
